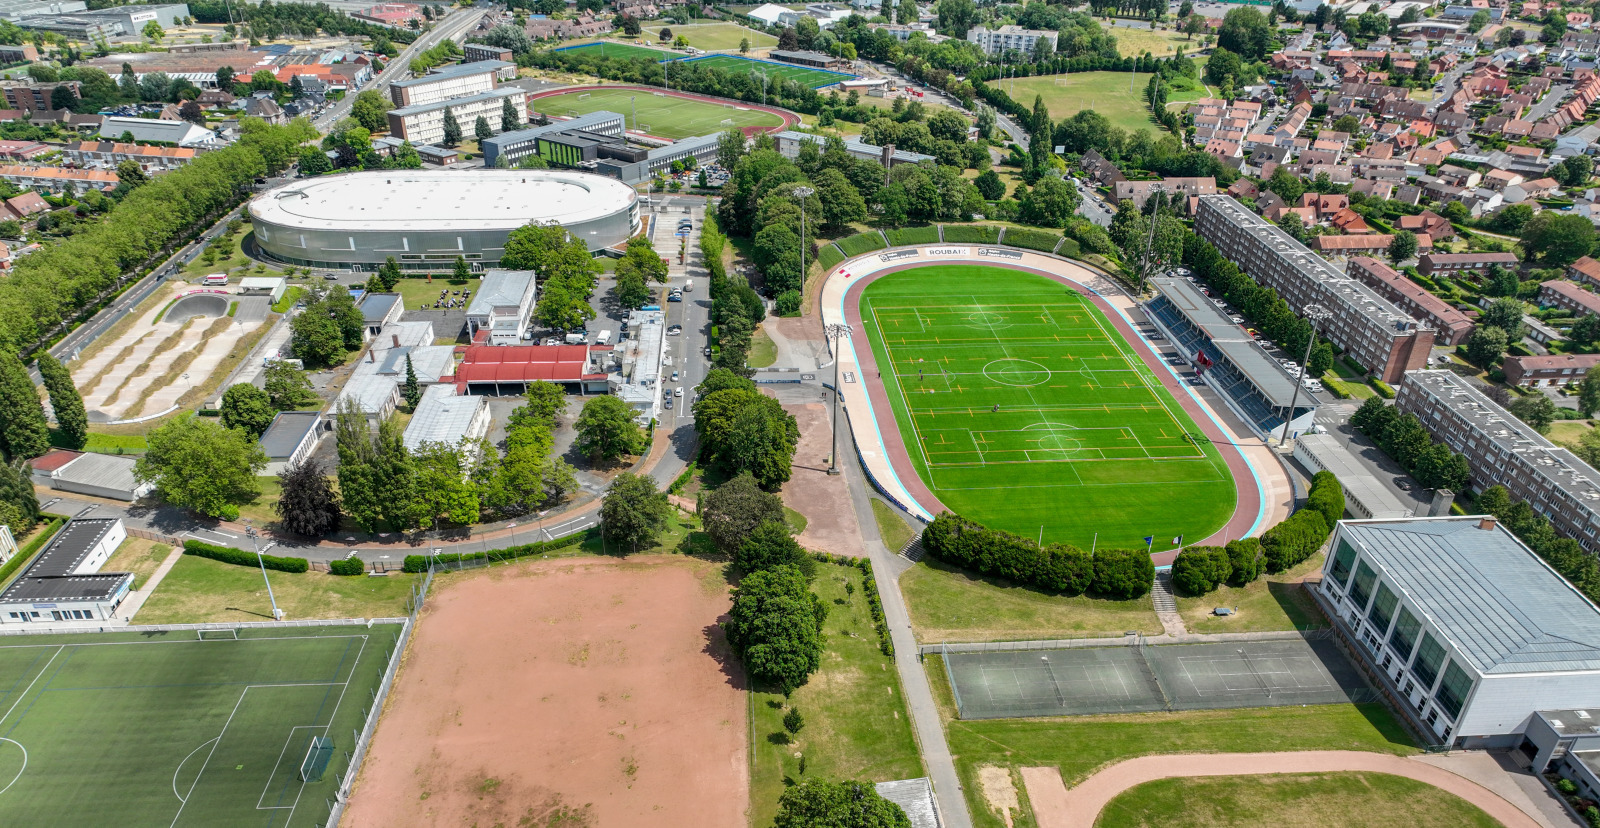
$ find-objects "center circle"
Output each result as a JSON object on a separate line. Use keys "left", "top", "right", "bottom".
{"left": 966, "top": 311, "right": 1006, "bottom": 327}
{"left": 983, "top": 358, "right": 1050, "bottom": 387}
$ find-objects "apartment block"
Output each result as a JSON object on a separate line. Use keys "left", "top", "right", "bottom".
{"left": 1194, "top": 195, "right": 1434, "bottom": 384}
{"left": 1396, "top": 369, "right": 1600, "bottom": 551}
{"left": 1, "top": 80, "right": 78, "bottom": 111}
{"left": 1347, "top": 257, "right": 1474, "bottom": 346}
{"left": 1417, "top": 251, "right": 1519, "bottom": 277}
{"left": 966, "top": 25, "right": 1058, "bottom": 56}
{"left": 386, "top": 87, "right": 528, "bottom": 146}
{"left": 1502, "top": 354, "right": 1600, "bottom": 388}
{"left": 388, "top": 61, "right": 511, "bottom": 107}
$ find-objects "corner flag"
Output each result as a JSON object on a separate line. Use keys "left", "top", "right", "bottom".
{"left": 1172, "top": 535, "right": 1183, "bottom": 545}
{"left": 1142, "top": 536, "right": 1153, "bottom": 545}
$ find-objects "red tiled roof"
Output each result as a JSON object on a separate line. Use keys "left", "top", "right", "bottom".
{"left": 451, "top": 344, "right": 604, "bottom": 384}
{"left": 28, "top": 449, "right": 81, "bottom": 472}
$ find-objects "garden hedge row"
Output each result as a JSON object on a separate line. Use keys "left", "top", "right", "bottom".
{"left": 0, "top": 515, "right": 66, "bottom": 587}
{"left": 836, "top": 231, "right": 888, "bottom": 257}
{"left": 1304, "top": 471, "right": 1346, "bottom": 530}
{"left": 885, "top": 226, "right": 941, "bottom": 247}
{"left": 1056, "top": 236, "right": 1081, "bottom": 258}
{"left": 182, "top": 539, "right": 309, "bottom": 573}
{"left": 328, "top": 557, "right": 365, "bottom": 576}
{"left": 1001, "top": 228, "right": 1062, "bottom": 253}
{"left": 940, "top": 224, "right": 1000, "bottom": 244}
{"left": 400, "top": 529, "right": 588, "bottom": 572}
{"left": 921, "top": 512, "right": 1153, "bottom": 599}
{"left": 1262, "top": 509, "right": 1331, "bottom": 574}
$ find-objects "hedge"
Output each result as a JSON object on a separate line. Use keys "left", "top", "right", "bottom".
{"left": 1170, "top": 546, "right": 1230, "bottom": 596}
{"left": 1001, "top": 228, "right": 1063, "bottom": 253}
{"left": 940, "top": 224, "right": 1001, "bottom": 244}
{"left": 885, "top": 226, "right": 941, "bottom": 247}
{"left": 1370, "top": 379, "right": 1396, "bottom": 399}
{"left": 401, "top": 529, "right": 588, "bottom": 572}
{"left": 1055, "top": 236, "right": 1081, "bottom": 258}
{"left": 816, "top": 243, "right": 845, "bottom": 271}
{"left": 921, "top": 512, "right": 1151, "bottom": 599}
{"left": 836, "top": 231, "right": 888, "bottom": 257}
{"left": 1305, "top": 471, "right": 1346, "bottom": 529}
{"left": 0, "top": 515, "right": 66, "bottom": 588}
{"left": 1225, "top": 538, "right": 1262, "bottom": 586}
{"left": 1261, "top": 509, "right": 1330, "bottom": 573}
{"left": 183, "top": 539, "right": 309, "bottom": 573}
{"left": 328, "top": 557, "right": 365, "bottom": 576}
{"left": 814, "top": 552, "right": 895, "bottom": 656}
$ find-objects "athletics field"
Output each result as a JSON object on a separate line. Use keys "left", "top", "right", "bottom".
{"left": 857, "top": 265, "right": 1237, "bottom": 548}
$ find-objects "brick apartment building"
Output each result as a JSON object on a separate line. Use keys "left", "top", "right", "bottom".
{"left": 1417, "top": 251, "right": 1520, "bottom": 277}
{"left": 1566, "top": 256, "right": 1600, "bottom": 289}
{"left": 1539, "top": 279, "right": 1600, "bottom": 318}
{"left": 1347, "top": 257, "right": 1475, "bottom": 346}
{"left": 388, "top": 61, "right": 511, "bottom": 107}
{"left": 1502, "top": 354, "right": 1600, "bottom": 388}
{"left": 1, "top": 80, "right": 79, "bottom": 111}
{"left": 1397, "top": 369, "right": 1600, "bottom": 551}
{"left": 1194, "top": 195, "right": 1435, "bottom": 384}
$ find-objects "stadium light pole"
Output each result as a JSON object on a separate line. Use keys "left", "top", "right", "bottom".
{"left": 1137, "top": 183, "right": 1164, "bottom": 294}
{"left": 245, "top": 523, "right": 283, "bottom": 621}
{"left": 823, "top": 323, "right": 851, "bottom": 476}
{"left": 1278, "top": 303, "right": 1332, "bottom": 447}
{"left": 794, "top": 185, "right": 814, "bottom": 297}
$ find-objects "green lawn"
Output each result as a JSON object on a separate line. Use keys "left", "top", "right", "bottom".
{"left": 552, "top": 40, "right": 677, "bottom": 62}
{"left": 680, "top": 53, "right": 852, "bottom": 88}
{"left": 532, "top": 87, "right": 785, "bottom": 140}
{"left": 1111, "top": 27, "right": 1201, "bottom": 58}
{"left": 859, "top": 265, "right": 1236, "bottom": 548}
{"left": 1001, "top": 71, "right": 1206, "bottom": 136}
{"left": 102, "top": 536, "right": 175, "bottom": 591}
{"left": 0, "top": 625, "right": 401, "bottom": 827}
{"left": 1097, "top": 771, "right": 1502, "bottom": 828}
{"left": 657, "top": 22, "right": 776, "bottom": 51}
{"left": 389, "top": 275, "right": 475, "bottom": 311}
{"left": 749, "top": 324, "right": 778, "bottom": 367}
{"left": 750, "top": 562, "right": 923, "bottom": 826}
{"left": 135, "top": 555, "right": 420, "bottom": 624}
{"left": 51, "top": 429, "right": 149, "bottom": 454}
{"left": 1175, "top": 552, "right": 1328, "bottom": 634}
{"left": 900, "top": 558, "right": 1160, "bottom": 643}
{"left": 871, "top": 498, "right": 914, "bottom": 553}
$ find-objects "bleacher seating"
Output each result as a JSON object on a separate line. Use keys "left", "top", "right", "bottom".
{"left": 1145, "top": 296, "right": 1285, "bottom": 435}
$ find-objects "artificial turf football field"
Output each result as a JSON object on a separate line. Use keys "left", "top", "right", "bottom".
{"left": 0, "top": 625, "right": 401, "bottom": 827}
{"left": 858, "top": 265, "right": 1237, "bottom": 548}
{"left": 532, "top": 88, "right": 785, "bottom": 140}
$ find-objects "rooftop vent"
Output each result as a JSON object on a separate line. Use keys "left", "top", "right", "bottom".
{"left": 1478, "top": 516, "right": 1497, "bottom": 531}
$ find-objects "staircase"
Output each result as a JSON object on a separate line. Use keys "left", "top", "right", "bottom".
{"left": 1151, "top": 571, "right": 1178, "bottom": 613}
{"left": 900, "top": 535, "right": 926, "bottom": 563}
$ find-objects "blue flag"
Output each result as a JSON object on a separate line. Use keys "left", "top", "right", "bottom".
{"left": 1142, "top": 536, "right": 1153, "bottom": 545}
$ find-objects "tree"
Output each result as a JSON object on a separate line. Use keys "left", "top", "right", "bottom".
{"left": 1467, "top": 9, "right": 1490, "bottom": 32}
{"left": 275, "top": 458, "right": 342, "bottom": 536}
{"left": 441, "top": 106, "right": 461, "bottom": 147}
{"left": 1484, "top": 265, "right": 1520, "bottom": 298}
{"left": 474, "top": 114, "right": 492, "bottom": 142}
{"left": 739, "top": 37, "right": 750, "bottom": 54}
{"left": 520, "top": 380, "right": 568, "bottom": 428}
{"left": 600, "top": 471, "right": 670, "bottom": 553}
{"left": 620, "top": 13, "right": 641, "bottom": 36}
{"left": 935, "top": 0, "right": 978, "bottom": 37}
{"left": 0, "top": 350, "right": 48, "bottom": 461}
{"left": 220, "top": 383, "right": 275, "bottom": 439}
{"left": 1263, "top": 164, "right": 1305, "bottom": 203}
{"left": 774, "top": 780, "right": 910, "bottom": 828}
{"left": 136, "top": 415, "right": 267, "bottom": 519}
{"left": 142, "top": 19, "right": 165, "bottom": 43}
{"left": 736, "top": 520, "right": 814, "bottom": 578}
{"left": 1308, "top": 340, "right": 1334, "bottom": 378}
{"left": 1204, "top": 47, "right": 1244, "bottom": 86}
{"left": 350, "top": 89, "right": 388, "bottom": 133}
{"left": 1217, "top": 7, "right": 1273, "bottom": 59}
{"left": 1387, "top": 230, "right": 1418, "bottom": 263}
{"left": 694, "top": 385, "right": 799, "bottom": 488}
{"left": 1092, "top": 548, "right": 1155, "bottom": 599}
{"left": 0, "top": 459, "right": 40, "bottom": 539}
{"left": 1481, "top": 298, "right": 1527, "bottom": 340}
{"left": 702, "top": 472, "right": 785, "bottom": 554}
{"left": 411, "top": 440, "right": 479, "bottom": 528}
{"left": 1578, "top": 365, "right": 1600, "bottom": 418}
{"left": 49, "top": 84, "right": 76, "bottom": 112}
{"left": 614, "top": 269, "right": 650, "bottom": 310}
{"left": 1019, "top": 176, "right": 1080, "bottom": 228}
{"left": 575, "top": 394, "right": 647, "bottom": 464}
{"left": 263, "top": 360, "right": 317, "bottom": 410}
{"left": 216, "top": 65, "right": 235, "bottom": 89}
{"left": 975, "top": 169, "right": 1005, "bottom": 201}
{"left": 501, "top": 96, "right": 521, "bottom": 131}
{"left": 402, "top": 355, "right": 422, "bottom": 409}
{"left": 1466, "top": 325, "right": 1509, "bottom": 367}
{"left": 723, "top": 564, "right": 826, "bottom": 693}
{"left": 1522, "top": 212, "right": 1596, "bottom": 267}
{"left": 37, "top": 353, "right": 86, "bottom": 451}
{"left": 783, "top": 706, "right": 804, "bottom": 734}
{"left": 1556, "top": 155, "right": 1594, "bottom": 188}
{"left": 1509, "top": 393, "right": 1558, "bottom": 433}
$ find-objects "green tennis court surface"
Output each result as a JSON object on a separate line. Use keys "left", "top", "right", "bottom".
{"left": 532, "top": 88, "right": 785, "bottom": 140}
{"left": 552, "top": 41, "right": 677, "bottom": 62}
{"left": 859, "top": 265, "right": 1237, "bottom": 548}
{"left": 0, "top": 625, "right": 401, "bottom": 827}
{"left": 676, "top": 53, "right": 852, "bottom": 88}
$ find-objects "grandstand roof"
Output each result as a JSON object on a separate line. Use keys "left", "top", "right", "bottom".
{"left": 1152, "top": 276, "right": 1318, "bottom": 408}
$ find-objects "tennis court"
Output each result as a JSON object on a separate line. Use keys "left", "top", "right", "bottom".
{"left": 0, "top": 624, "right": 401, "bottom": 826}
{"left": 532, "top": 87, "right": 785, "bottom": 139}
{"left": 676, "top": 53, "right": 854, "bottom": 88}
{"left": 858, "top": 265, "right": 1237, "bottom": 548}
{"left": 943, "top": 637, "right": 1373, "bottom": 720}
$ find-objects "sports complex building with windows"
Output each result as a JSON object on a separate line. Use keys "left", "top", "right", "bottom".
{"left": 248, "top": 170, "right": 639, "bottom": 270}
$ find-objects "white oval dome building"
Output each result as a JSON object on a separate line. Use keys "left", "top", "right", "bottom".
{"left": 249, "top": 169, "right": 639, "bottom": 271}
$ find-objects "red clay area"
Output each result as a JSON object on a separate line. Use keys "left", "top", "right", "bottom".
{"left": 344, "top": 556, "right": 747, "bottom": 828}
{"left": 841, "top": 258, "right": 1262, "bottom": 559}
{"left": 524, "top": 84, "right": 800, "bottom": 136}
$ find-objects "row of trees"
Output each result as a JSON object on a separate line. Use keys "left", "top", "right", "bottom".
{"left": 1349, "top": 396, "right": 1472, "bottom": 492}
{"left": 1170, "top": 539, "right": 1264, "bottom": 596}
{"left": 1182, "top": 231, "right": 1315, "bottom": 359}
{"left": 921, "top": 512, "right": 1156, "bottom": 599}
{"left": 1260, "top": 472, "right": 1341, "bottom": 573}
{"left": 501, "top": 222, "right": 600, "bottom": 332}
{"left": 701, "top": 212, "right": 768, "bottom": 374}
{"left": 611, "top": 234, "right": 669, "bottom": 311}
{"left": 0, "top": 348, "right": 82, "bottom": 536}
{"left": 693, "top": 369, "right": 801, "bottom": 491}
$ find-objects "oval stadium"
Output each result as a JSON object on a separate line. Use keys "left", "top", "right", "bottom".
{"left": 248, "top": 169, "right": 640, "bottom": 271}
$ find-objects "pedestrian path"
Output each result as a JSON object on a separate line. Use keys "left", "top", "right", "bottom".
{"left": 114, "top": 543, "right": 187, "bottom": 622}
{"left": 1151, "top": 570, "right": 1187, "bottom": 637}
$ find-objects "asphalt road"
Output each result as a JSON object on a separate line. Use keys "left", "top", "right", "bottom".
{"left": 314, "top": 7, "right": 486, "bottom": 132}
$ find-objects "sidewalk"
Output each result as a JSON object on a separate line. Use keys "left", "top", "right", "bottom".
{"left": 111, "top": 543, "right": 187, "bottom": 622}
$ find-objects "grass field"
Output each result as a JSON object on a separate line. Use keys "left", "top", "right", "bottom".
{"left": 102, "top": 536, "right": 175, "bottom": 591}
{"left": 134, "top": 555, "right": 420, "bottom": 624}
{"left": 998, "top": 71, "right": 1206, "bottom": 136}
{"left": 1111, "top": 27, "right": 1199, "bottom": 57}
{"left": 871, "top": 498, "right": 915, "bottom": 552}
{"left": 532, "top": 87, "right": 785, "bottom": 140}
{"left": 750, "top": 562, "right": 923, "bottom": 824}
{"left": 660, "top": 22, "right": 776, "bottom": 51}
{"left": 0, "top": 624, "right": 401, "bottom": 827}
{"left": 900, "top": 558, "right": 1160, "bottom": 643}
{"left": 553, "top": 41, "right": 676, "bottom": 62}
{"left": 1097, "top": 771, "right": 1502, "bottom": 828}
{"left": 679, "top": 53, "right": 852, "bottom": 88}
{"left": 859, "top": 266, "right": 1236, "bottom": 548}
{"left": 1176, "top": 552, "right": 1328, "bottom": 634}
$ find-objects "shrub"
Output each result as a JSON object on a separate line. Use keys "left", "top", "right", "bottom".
{"left": 836, "top": 231, "right": 887, "bottom": 257}
{"left": 401, "top": 530, "right": 587, "bottom": 572}
{"left": 1371, "top": 379, "right": 1396, "bottom": 398}
{"left": 1305, "top": 471, "right": 1346, "bottom": 528}
{"left": 854, "top": 557, "right": 894, "bottom": 656}
{"left": 1170, "top": 546, "right": 1231, "bottom": 596}
{"left": 816, "top": 243, "right": 845, "bottom": 271}
{"left": 1055, "top": 236, "right": 1081, "bottom": 258}
{"left": 774, "top": 289, "right": 801, "bottom": 316}
{"left": 783, "top": 707, "right": 804, "bottom": 734}
{"left": 1225, "top": 538, "right": 1262, "bottom": 585}
{"left": 1261, "top": 509, "right": 1330, "bottom": 573}
{"left": 1557, "top": 779, "right": 1578, "bottom": 795}
{"left": 940, "top": 224, "right": 1001, "bottom": 244}
{"left": 1002, "top": 227, "right": 1062, "bottom": 252}
{"left": 1092, "top": 548, "right": 1155, "bottom": 599}
{"left": 328, "top": 557, "right": 365, "bottom": 576}
{"left": 920, "top": 512, "right": 1092, "bottom": 594}
{"left": 885, "top": 226, "right": 940, "bottom": 246}
{"left": 182, "top": 539, "right": 309, "bottom": 573}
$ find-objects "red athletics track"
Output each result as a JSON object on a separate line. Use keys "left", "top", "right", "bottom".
{"left": 523, "top": 85, "right": 800, "bottom": 138}
{"left": 840, "top": 259, "right": 1265, "bottom": 565}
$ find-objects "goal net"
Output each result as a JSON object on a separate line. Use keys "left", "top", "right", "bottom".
{"left": 577, "top": 92, "right": 591, "bottom": 99}
{"left": 721, "top": 118, "right": 734, "bottom": 126}
{"left": 197, "top": 629, "right": 239, "bottom": 640}
{"left": 298, "top": 736, "right": 335, "bottom": 782}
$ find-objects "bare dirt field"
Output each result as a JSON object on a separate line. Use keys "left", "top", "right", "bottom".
{"left": 344, "top": 555, "right": 748, "bottom": 828}
{"left": 781, "top": 402, "right": 865, "bottom": 556}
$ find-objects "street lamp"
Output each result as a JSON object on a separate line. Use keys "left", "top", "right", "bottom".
{"left": 1279, "top": 304, "right": 1332, "bottom": 447}
{"left": 823, "top": 323, "right": 851, "bottom": 476}
{"left": 793, "top": 185, "right": 815, "bottom": 298}
{"left": 245, "top": 522, "right": 283, "bottom": 621}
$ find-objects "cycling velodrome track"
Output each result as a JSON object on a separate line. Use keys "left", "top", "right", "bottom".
{"left": 819, "top": 245, "right": 1294, "bottom": 563}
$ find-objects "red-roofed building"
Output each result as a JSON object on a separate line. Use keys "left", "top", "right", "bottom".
{"left": 1568, "top": 256, "right": 1600, "bottom": 288}
{"left": 1503, "top": 354, "right": 1600, "bottom": 388}
{"left": 450, "top": 344, "right": 610, "bottom": 394}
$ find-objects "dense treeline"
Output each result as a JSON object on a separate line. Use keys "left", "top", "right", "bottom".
{"left": 921, "top": 512, "right": 1155, "bottom": 599}
{"left": 0, "top": 118, "right": 315, "bottom": 355}
{"left": 1349, "top": 397, "right": 1472, "bottom": 492}
{"left": 701, "top": 211, "right": 767, "bottom": 373}
{"left": 186, "top": 0, "right": 418, "bottom": 44}
{"left": 1181, "top": 231, "right": 1314, "bottom": 361}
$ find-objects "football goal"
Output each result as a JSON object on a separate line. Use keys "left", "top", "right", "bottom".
{"left": 299, "top": 736, "right": 335, "bottom": 783}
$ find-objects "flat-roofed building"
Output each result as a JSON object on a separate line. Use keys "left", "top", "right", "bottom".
{"left": 1348, "top": 257, "right": 1474, "bottom": 345}
{"left": 0, "top": 517, "right": 133, "bottom": 624}
{"left": 466, "top": 269, "right": 536, "bottom": 345}
{"left": 1314, "top": 516, "right": 1600, "bottom": 747}
{"left": 259, "top": 410, "right": 324, "bottom": 474}
{"left": 386, "top": 87, "right": 527, "bottom": 146}
{"left": 768, "top": 49, "right": 849, "bottom": 70}
{"left": 1502, "top": 354, "right": 1600, "bottom": 388}
{"left": 1396, "top": 369, "right": 1600, "bottom": 551}
{"left": 99, "top": 114, "right": 214, "bottom": 147}
{"left": 1538, "top": 279, "right": 1600, "bottom": 318}
{"left": 403, "top": 384, "right": 490, "bottom": 454}
{"left": 966, "top": 24, "right": 1058, "bottom": 56}
{"left": 480, "top": 110, "right": 626, "bottom": 168}
{"left": 1112, "top": 177, "right": 1218, "bottom": 210}
{"left": 451, "top": 343, "right": 609, "bottom": 395}
{"left": 1294, "top": 434, "right": 1415, "bottom": 519}
{"left": 1195, "top": 195, "right": 1435, "bottom": 384}
{"left": 774, "top": 130, "right": 933, "bottom": 167}
{"left": 388, "top": 61, "right": 511, "bottom": 107}
{"left": 462, "top": 43, "right": 514, "bottom": 64}
{"left": 41, "top": 451, "right": 152, "bottom": 501}
{"left": 1417, "top": 251, "right": 1520, "bottom": 277}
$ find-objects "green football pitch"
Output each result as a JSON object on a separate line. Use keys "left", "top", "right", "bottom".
{"left": 532, "top": 88, "right": 785, "bottom": 140}
{"left": 858, "top": 265, "right": 1238, "bottom": 548}
{"left": 677, "top": 54, "right": 852, "bottom": 88}
{"left": 552, "top": 41, "right": 676, "bottom": 62}
{"left": 0, "top": 625, "right": 401, "bottom": 827}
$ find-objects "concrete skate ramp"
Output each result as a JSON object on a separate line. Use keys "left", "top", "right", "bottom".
{"left": 165, "top": 293, "right": 229, "bottom": 323}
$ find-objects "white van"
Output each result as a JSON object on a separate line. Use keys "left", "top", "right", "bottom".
{"left": 565, "top": 332, "right": 587, "bottom": 345}
{"left": 683, "top": 280, "right": 693, "bottom": 292}
{"left": 596, "top": 330, "right": 613, "bottom": 346}
{"left": 202, "top": 273, "right": 228, "bottom": 286}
